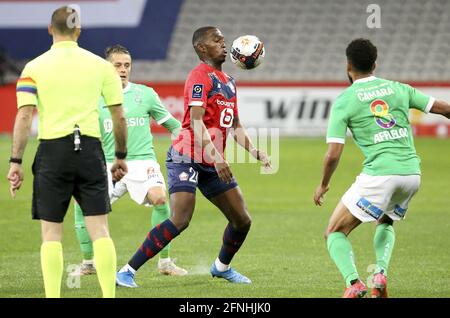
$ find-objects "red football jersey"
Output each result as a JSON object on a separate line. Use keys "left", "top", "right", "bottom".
{"left": 172, "top": 63, "right": 238, "bottom": 165}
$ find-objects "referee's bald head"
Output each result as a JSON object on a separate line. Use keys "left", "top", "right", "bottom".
{"left": 50, "top": 6, "right": 81, "bottom": 36}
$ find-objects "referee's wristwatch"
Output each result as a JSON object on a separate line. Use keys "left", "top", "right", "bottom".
{"left": 9, "top": 157, "right": 22, "bottom": 164}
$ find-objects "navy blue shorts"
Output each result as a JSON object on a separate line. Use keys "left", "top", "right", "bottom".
{"left": 166, "top": 146, "right": 238, "bottom": 199}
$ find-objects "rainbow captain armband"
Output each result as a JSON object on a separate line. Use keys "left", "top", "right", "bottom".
{"left": 16, "top": 77, "right": 37, "bottom": 95}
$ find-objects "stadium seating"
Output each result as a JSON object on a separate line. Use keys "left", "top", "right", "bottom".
{"left": 133, "top": 0, "right": 450, "bottom": 82}
{"left": 2, "top": 0, "right": 449, "bottom": 83}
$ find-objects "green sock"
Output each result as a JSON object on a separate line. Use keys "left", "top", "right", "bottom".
{"left": 151, "top": 203, "right": 171, "bottom": 259}
{"left": 373, "top": 223, "right": 395, "bottom": 276}
{"left": 327, "top": 232, "right": 359, "bottom": 287}
{"left": 74, "top": 203, "right": 94, "bottom": 260}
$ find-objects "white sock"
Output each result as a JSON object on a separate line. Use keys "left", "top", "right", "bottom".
{"left": 82, "top": 259, "right": 94, "bottom": 265}
{"left": 214, "top": 258, "right": 230, "bottom": 272}
{"left": 119, "top": 264, "right": 136, "bottom": 275}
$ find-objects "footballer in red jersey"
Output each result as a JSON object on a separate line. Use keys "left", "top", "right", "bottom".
{"left": 173, "top": 62, "right": 238, "bottom": 165}
{"left": 116, "top": 27, "right": 271, "bottom": 287}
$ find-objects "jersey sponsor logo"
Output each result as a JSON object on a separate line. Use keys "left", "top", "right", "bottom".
{"left": 127, "top": 117, "right": 146, "bottom": 127}
{"left": 147, "top": 167, "right": 160, "bottom": 180}
{"left": 373, "top": 127, "right": 408, "bottom": 144}
{"left": 192, "top": 84, "right": 203, "bottom": 99}
{"left": 370, "top": 99, "right": 396, "bottom": 129}
{"left": 216, "top": 100, "right": 235, "bottom": 107}
{"left": 102, "top": 117, "right": 146, "bottom": 133}
{"left": 356, "top": 197, "right": 383, "bottom": 220}
{"left": 219, "top": 108, "right": 234, "bottom": 128}
{"left": 393, "top": 204, "right": 407, "bottom": 218}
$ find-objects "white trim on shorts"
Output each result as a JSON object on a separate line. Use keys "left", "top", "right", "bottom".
{"left": 341, "top": 173, "right": 420, "bottom": 223}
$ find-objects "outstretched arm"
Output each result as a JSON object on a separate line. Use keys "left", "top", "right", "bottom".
{"left": 313, "top": 142, "right": 345, "bottom": 206}
{"left": 430, "top": 99, "right": 450, "bottom": 119}
{"left": 8, "top": 105, "right": 34, "bottom": 197}
{"left": 232, "top": 115, "right": 272, "bottom": 171}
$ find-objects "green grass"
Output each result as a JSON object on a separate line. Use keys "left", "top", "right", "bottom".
{"left": 0, "top": 135, "right": 449, "bottom": 298}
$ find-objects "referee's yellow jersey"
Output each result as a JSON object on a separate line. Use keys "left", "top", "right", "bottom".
{"left": 16, "top": 41, "right": 123, "bottom": 140}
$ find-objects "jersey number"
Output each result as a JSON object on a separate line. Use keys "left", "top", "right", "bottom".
{"left": 189, "top": 167, "right": 198, "bottom": 183}
{"left": 220, "top": 108, "right": 234, "bottom": 128}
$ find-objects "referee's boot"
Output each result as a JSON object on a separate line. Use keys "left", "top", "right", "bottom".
{"left": 210, "top": 263, "right": 252, "bottom": 284}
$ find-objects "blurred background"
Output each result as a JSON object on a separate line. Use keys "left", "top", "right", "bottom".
{"left": 1, "top": 0, "right": 450, "bottom": 137}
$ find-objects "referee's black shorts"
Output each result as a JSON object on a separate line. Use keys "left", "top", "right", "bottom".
{"left": 32, "top": 134, "right": 111, "bottom": 223}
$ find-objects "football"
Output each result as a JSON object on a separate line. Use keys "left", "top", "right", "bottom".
{"left": 230, "top": 35, "right": 265, "bottom": 70}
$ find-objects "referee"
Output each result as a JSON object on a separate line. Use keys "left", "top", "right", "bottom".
{"left": 7, "top": 6, "right": 127, "bottom": 298}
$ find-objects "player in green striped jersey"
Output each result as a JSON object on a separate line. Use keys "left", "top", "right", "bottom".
{"left": 314, "top": 38, "right": 450, "bottom": 298}
{"left": 72, "top": 45, "right": 187, "bottom": 280}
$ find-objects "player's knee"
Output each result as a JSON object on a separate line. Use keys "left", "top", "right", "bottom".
{"left": 174, "top": 218, "right": 190, "bottom": 232}
{"left": 148, "top": 192, "right": 166, "bottom": 206}
{"left": 171, "top": 213, "right": 192, "bottom": 232}
{"left": 233, "top": 214, "right": 252, "bottom": 232}
{"left": 151, "top": 195, "right": 166, "bottom": 206}
{"left": 377, "top": 214, "right": 394, "bottom": 226}
{"left": 324, "top": 226, "right": 336, "bottom": 240}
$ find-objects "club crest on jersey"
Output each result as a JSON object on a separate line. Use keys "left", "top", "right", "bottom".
{"left": 192, "top": 84, "right": 203, "bottom": 99}
{"left": 370, "top": 99, "right": 396, "bottom": 129}
{"left": 133, "top": 90, "right": 143, "bottom": 104}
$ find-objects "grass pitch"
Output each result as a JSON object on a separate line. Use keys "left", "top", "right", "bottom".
{"left": 0, "top": 135, "right": 449, "bottom": 298}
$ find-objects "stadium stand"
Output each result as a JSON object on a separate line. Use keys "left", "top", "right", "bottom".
{"left": 1, "top": 0, "right": 449, "bottom": 83}
{"left": 133, "top": 0, "right": 450, "bottom": 82}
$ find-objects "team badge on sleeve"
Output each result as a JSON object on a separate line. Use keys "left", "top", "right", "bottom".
{"left": 192, "top": 84, "right": 203, "bottom": 99}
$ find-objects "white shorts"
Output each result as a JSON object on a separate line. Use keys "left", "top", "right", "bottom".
{"left": 106, "top": 160, "right": 166, "bottom": 206}
{"left": 342, "top": 173, "right": 420, "bottom": 223}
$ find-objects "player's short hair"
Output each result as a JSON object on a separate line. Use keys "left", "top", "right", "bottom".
{"left": 192, "top": 26, "right": 217, "bottom": 56}
{"left": 51, "top": 6, "right": 80, "bottom": 36}
{"left": 105, "top": 44, "right": 132, "bottom": 60}
{"left": 346, "top": 38, "right": 377, "bottom": 73}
